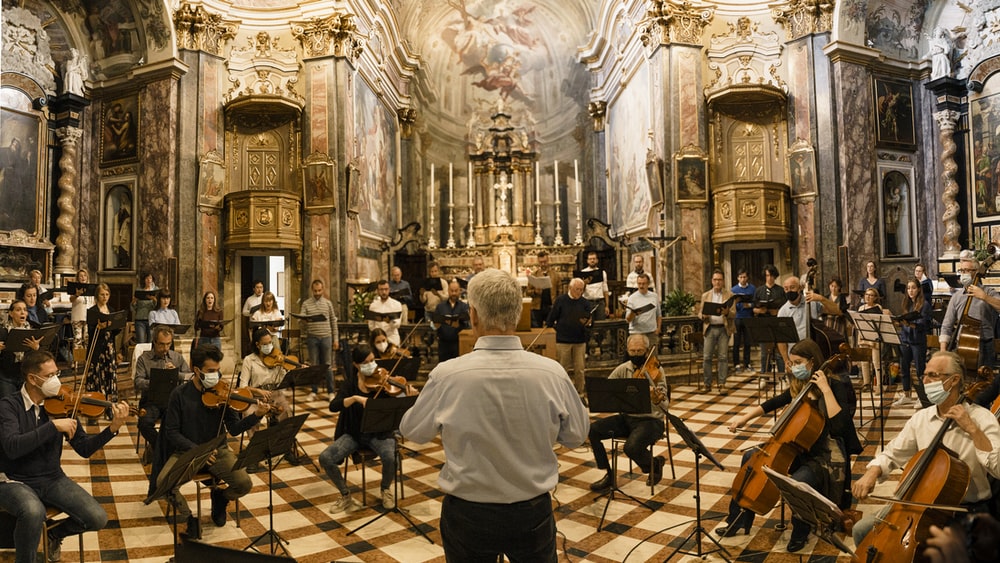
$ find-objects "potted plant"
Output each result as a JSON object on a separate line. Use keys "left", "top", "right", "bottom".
{"left": 661, "top": 287, "right": 697, "bottom": 317}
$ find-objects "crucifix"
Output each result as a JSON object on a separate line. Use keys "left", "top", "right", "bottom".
{"left": 494, "top": 171, "right": 512, "bottom": 226}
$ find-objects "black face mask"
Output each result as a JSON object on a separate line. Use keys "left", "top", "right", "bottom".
{"left": 785, "top": 291, "right": 799, "bottom": 302}
{"left": 628, "top": 355, "right": 646, "bottom": 368}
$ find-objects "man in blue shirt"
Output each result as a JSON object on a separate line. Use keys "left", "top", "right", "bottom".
{"left": 731, "top": 269, "right": 755, "bottom": 373}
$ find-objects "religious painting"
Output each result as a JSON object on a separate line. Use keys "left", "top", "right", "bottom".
{"left": 102, "top": 178, "right": 135, "bottom": 271}
{"left": 675, "top": 147, "right": 709, "bottom": 204}
{"left": 787, "top": 140, "right": 817, "bottom": 198}
{"left": 82, "top": 1, "right": 140, "bottom": 59}
{"left": 0, "top": 106, "right": 45, "bottom": 237}
{"left": 100, "top": 94, "right": 139, "bottom": 165}
{"left": 197, "top": 150, "right": 226, "bottom": 209}
{"left": 969, "top": 86, "right": 1000, "bottom": 220}
{"left": 607, "top": 64, "right": 652, "bottom": 235}
{"left": 645, "top": 150, "right": 665, "bottom": 206}
{"left": 354, "top": 77, "right": 397, "bottom": 239}
{"left": 872, "top": 77, "right": 915, "bottom": 150}
{"left": 302, "top": 152, "right": 336, "bottom": 212}
{"left": 877, "top": 161, "right": 917, "bottom": 259}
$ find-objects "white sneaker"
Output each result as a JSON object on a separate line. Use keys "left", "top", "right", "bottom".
{"left": 329, "top": 495, "right": 361, "bottom": 514}
{"left": 381, "top": 488, "right": 395, "bottom": 510}
{"left": 891, "top": 396, "right": 913, "bottom": 407}
{"left": 306, "top": 392, "right": 317, "bottom": 402}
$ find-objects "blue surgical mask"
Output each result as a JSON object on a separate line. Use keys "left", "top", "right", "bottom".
{"left": 924, "top": 379, "right": 951, "bottom": 405}
{"left": 359, "top": 361, "right": 377, "bottom": 377}
{"left": 201, "top": 370, "right": 221, "bottom": 388}
{"left": 791, "top": 363, "right": 811, "bottom": 381}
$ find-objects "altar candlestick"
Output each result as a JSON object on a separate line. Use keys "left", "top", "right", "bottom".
{"left": 574, "top": 159, "right": 580, "bottom": 201}
{"left": 430, "top": 164, "right": 435, "bottom": 207}
{"left": 554, "top": 160, "right": 560, "bottom": 202}
{"left": 468, "top": 162, "right": 473, "bottom": 202}
{"left": 449, "top": 162, "right": 454, "bottom": 204}
{"left": 535, "top": 165, "right": 540, "bottom": 204}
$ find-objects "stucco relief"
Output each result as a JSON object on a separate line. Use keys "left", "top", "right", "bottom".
{"left": 1, "top": 7, "right": 57, "bottom": 93}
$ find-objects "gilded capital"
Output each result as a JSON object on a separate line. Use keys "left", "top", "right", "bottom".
{"left": 173, "top": 2, "right": 239, "bottom": 56}
{"left": 588, "top": 101, "right": 607, "bottom": 132}
{"left": 772, "top": 0, "right": 834, "bottom": 41}
{"left": 398, "top": 108, "right": 417, "bottom": 139}
{"left": 642, "top": 1, "right": 715, "bottom": 47}
{"left": 933, "top": 109, "right": 961, "bottom": 131}
{"left": 290, "top": 13, "right": 366, "bottom": 61}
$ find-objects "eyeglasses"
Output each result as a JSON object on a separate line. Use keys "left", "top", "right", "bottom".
{"left": 922, "top": 371, "right": 954, "bottom": 381}
{"left": 957, "top": 268, "right": 977, "bottom": 274}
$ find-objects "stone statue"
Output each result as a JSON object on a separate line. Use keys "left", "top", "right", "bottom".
{"left": 63, "top": 48, "right": 89, "bottom": 96}
{"left": 929, "top": 27, "right": 955, "bottom": 80}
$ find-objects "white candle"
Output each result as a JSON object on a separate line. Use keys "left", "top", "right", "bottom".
{"left": 430, "top": 164, "right": 435, "bottom": 207}
{"left": 468, "top": 162, "right": 473, "bottom": 203}
{"left": 535, "top": 165, "right": 540, "bottom": 204}
{"left": 554, "top": 160, "right": 560, "bottom": 202}
{"left": 449, "top": 162, "right": 454, "bottom": 204}
{"left": 574, "top": 159, "right": 580, "bottom": 201}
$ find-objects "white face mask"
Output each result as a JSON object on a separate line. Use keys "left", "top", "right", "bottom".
{"left": 37, "top": 374, "right": 62, "bottom": 398}
{"left": 375, "top": 341, "right": 388, "bottom": 353}
{"left": 201, "top": 370, "right": 221, "bottom": 388}
{"left": 260, "top": 343, "right": 274, "bottom": 356}
{"left": 359, "top": 361, "right": 377, "bottom": 377}
{"left": 924, "top": 379, "right": 952, "bottom": 405}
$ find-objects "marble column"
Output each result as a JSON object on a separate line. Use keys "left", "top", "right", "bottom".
{"left": 54, "top": 127, "right": 83, "bottom": 274}
{"left": 934, "top": 109, "right": 962, "bottom": 258}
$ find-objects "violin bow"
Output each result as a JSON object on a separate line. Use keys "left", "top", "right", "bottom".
{"left": 385, "top": 318, "right": 425, "bottom": 379}
{"left": 524, "top": 326, "right": 551, "bottom": 351}
{"left": 214, "top": 361, "right": 242, "bottom": 437}
{"left": 71, "top": 314, "right": 109, "bottom": 420}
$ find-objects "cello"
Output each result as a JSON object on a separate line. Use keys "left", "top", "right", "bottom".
{"left": 949, "top": 242, "right": 1000, "bottom": 386}
{"left": 730, "top": 347, "right": 850, "bottom": 515}
{"left": 853, "top": 390, "right": 984, "bottom": 563}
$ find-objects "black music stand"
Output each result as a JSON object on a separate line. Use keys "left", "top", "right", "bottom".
{"left": 145, "top": 435, "right": 226, "bottom": 547}
{"left": 374, "top": 357, "right": 421, "bottom": 381}
{"left": 762, "top": 467, "right": 854, "bottom": 555}
{"left": 274, "top": 365, "right": 328, "bottom": 471}
{"left": 744, "top": 317, "right": 799, "bottom": 400}
{"left": 849, "top": 310, "right": 900, "bottom": 450}
{"left": 147, "top": 368, "right": 180, "bottom": 409}
{"left": 234, "top": 413, "right": 309, "bottom": 557}
{"left": 585, "top": 376, "right": 656, "bottom": 532}
{"left": 661, "top": 413, "right": 731, "bottom": 561}
{"left": 345, "top": 395, "right": 433, "bottom": 543}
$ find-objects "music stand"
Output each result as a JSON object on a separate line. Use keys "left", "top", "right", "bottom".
{"left": 743, "top": 317, "right": 799, "bottom": 400}
{"left": 274, "top": 365, "right": 328, "bottom": 471}
{"left": 662, "top": 413, "right": 731, "bottom": 562}
{"left": 849, "top": 310, "right": 900, "bottom": 450}
{"left": 375, "top": 357, "right": 420, "bottom": 381}
{"left": 145, "top": 435, "right": 226, "bottom": 548}
{"left": 147, "top": 368, "right": 180, "bottom": 409}
{"left": 345, "top": 395, "right": 433, "bottom": 543}
{"left": 762, "top": 467, "right": 854, "bottom": 555}
{"left": 584, "top": 376, "right": 656, "bottom": 531}
{"left": 234, "top": 413, "right": 309, "bottom": 557}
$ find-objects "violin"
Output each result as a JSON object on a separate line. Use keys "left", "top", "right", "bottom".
{"left": 44, "top": 385, "right": 139, "bottom": 419}
{"left": 633, "top": 349, "right": 668, "bottom": 412}
{"left": 730, "top": 347, "right": 850, "bottom": 515}
{"left": 366, "top": 367, "right": 417, "bottom": 398}
{"left": 854, "top": 391, "right": 984, "bottom": 562}
{"left": 200, "top": 379, "right": 283, "bottom": 415}
{"left": 261, "top": 348, "right": 305, "bottom": 370}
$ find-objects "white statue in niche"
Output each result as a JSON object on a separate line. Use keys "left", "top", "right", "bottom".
{"left": 930, "top": 27, "right": 959, "bottom": 80}
{"left": 494, "top": 171, "right": 512, "bottom": 226}
{"left": 63, "top": 48, "right": 89, "bottom": 95}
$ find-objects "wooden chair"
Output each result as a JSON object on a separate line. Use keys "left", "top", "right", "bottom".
{"left": 684, "top": 332, "right": 704, "bottom": 386}
{"left": 190, "top": 472, "right": 241, "bottom": 532}
{"left": 0, "top": 505, "right": 85, "bottom": 562}
{"left": 344, "top": 442, "right": 405, "bottom": 507}
{"left": 611, "top": 391, "right": 676, "bottom": 495}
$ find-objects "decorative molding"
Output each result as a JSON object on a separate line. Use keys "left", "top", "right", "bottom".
{"left": 1, "top": 7, "right": 56, "bottom": 93}
{"left": 290, "top": 13, "right": 366, "bottom": 62}
{"left": 588, "top": 101, "right": 607, "bottom": 132}
{"left": 960, "top": 5, "right": 1000, "bottom": 82}
{"left": 640, "top": 1, "right": 715, "bottom": 48}
{"left": 173, "top": 2, "right": 240, "bottom": 56}
{"left": 397, "top": 108, "right": 416, "bottom": 139}
{"left": 705, "top": 16, "right": 785, "bottom": 98}
{"left": 224, "top": 32, "right": 303, "bottom": 105}
{"left": 772, "top": 0, "right": 834, "bottom": 41}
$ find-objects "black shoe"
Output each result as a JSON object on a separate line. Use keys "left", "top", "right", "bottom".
{"left": 46, "top": 533, "right": 62, "bottom": 562}
{"left": 647, "top": 456, "right": 665, "bottom": 487}
{"left": 787, "top": 535, "right": 808, "bottom": 553}
{"left": 185, "top": 515, "right": 201, "bottom": 540}
{"left": 210, "top": 487, "right": 229, "bottom": 527}
{"left": 715, "top": 510, "right": 752, "bottom": 538}
{"left": 589, "top": 472, "right": 613, "bottom": 492}
{"left": 285, "top": 449, "right": 300, "bottom": 466}
{"left": 246, "top": 462, "right": 262, "bottom": 474}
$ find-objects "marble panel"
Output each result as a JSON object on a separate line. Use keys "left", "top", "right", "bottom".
{"left": 681, "top": 206, "right": 707, "bottom": 293}
{"left": 309, "top": 214, "right": 331, "bottom": 283}
{"left": 677, "top": 49, "right": 701, "bottom": 147}
{"left": 137, "top": 79, "right": 179, "bottom": 277}
{"left": 199, "top": 213, "right": 220, "bottom": 294}
{"left": 309, "top": 61, "right": 331, "bottom": 156}
{"left": 201, "top": 60, "right": 221, "bottom": 154}
{"left": 789, "top": 41, "right": 811, "bottom": 140}
{"left": 833, "top": 62, "right": 878, "bottom": 275}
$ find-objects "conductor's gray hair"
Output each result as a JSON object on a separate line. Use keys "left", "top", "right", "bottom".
{"left": 467, "top": 268, "right": 522, "bottom": 332}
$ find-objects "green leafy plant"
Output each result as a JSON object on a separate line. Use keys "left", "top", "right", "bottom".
{"left": 350, "top": 289, "right": 374, "bottom": 322}
{"left": 661, "top": 288, "right": 697, "bottom": 317}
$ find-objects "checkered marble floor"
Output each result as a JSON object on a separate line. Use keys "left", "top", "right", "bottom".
{"left": 0, "top": 373, "right": 916, "bottom": 562}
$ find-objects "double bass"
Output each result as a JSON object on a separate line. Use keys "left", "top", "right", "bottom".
{"left": 949, "top": 242, "right": 1000, "bottom": 385}
{"left": 853, "top": 392, "right": 979, "bottom": 563}
{"left": 730, "top": 348, "right": 850, "bottom": 515}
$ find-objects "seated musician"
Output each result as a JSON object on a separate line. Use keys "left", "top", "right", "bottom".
{"left": 147, "top": 289, "right": 180, "bottom": 327}
{"left": 368, "top": 280, "right": 403, "bottom": 345}
{"left": 434, "top": 280, "right": 470, "bottom": 363}
{"left": 588, "top": 334, "right": 668, "bottom": 492}
{"left": 238, "top": 328, "right": 293, "bottom": 464}
{"left": 720, "top": 339, "right": 860, "bottom": 552}
{"left": 0, "top": 300, "right": 41, "bottom": 398}
{"left": 0, "top": 351, "right": 129, "bottom": 563}
{"left": 134, "top": 326, "right": 188, "bottom": 461}
{"left": 319, "top": 344, "right": 400, "bottom": 514}
{"left": 369, "top": 328, "right": 410, "bottom": 360}
{"left": 852, "top": 351, "right": 1000, "bottom": 547}
{"left": 939, "top": 249, "right": 1000, "bottom": 368}
{"left": 158, "top": 345, "right": 268, "bottom": 528}
{"left": 21, "top": 286, "right": 49, "bottom": 329}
